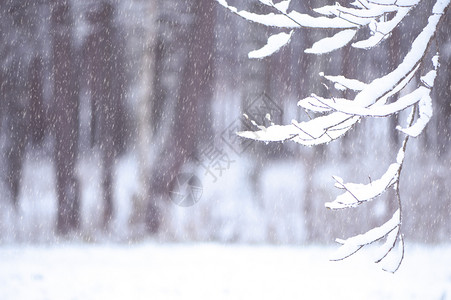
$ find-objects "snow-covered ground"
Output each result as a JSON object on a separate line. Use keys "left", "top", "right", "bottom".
{"left": 0, "top": 243, "right": 450, "bottom": 300}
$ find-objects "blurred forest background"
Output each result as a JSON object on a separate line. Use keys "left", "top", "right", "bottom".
{"left": 0, "top": 0, "right": 450, "bottom": 244}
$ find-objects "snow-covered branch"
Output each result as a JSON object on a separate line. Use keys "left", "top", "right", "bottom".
{"left": 237, "top": 0, "right": 444, "bottom": 145}
{"left": 218, "top": 0, "right": 450, "bottom": 272}
{"left": 330, "top": 209, "right": 404, "bottom": 273}
{"left": 218, "top": 0, "right": 421, "bottom": 56}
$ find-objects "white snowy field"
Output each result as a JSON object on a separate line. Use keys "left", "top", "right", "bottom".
{"left": 0, "top": 243, "right": 450, "bottom": 300}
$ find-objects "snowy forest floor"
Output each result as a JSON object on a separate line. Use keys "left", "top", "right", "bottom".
{"left": 0, "top": 243, "right": 450, "bottom": 300}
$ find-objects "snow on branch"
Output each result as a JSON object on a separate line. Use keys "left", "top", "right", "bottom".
{"left": 258, "top": 0, "right": 291, "bottom": 13}
{"left": 397, "top": 93, "right": 432, "bottom": 137}
{"left": 249, "top": 31, "right": 294, "bottom": 59}
{"left": 330, "top": 209, "right": 404, "bottom": 273}
{"left": 304, "top": 58, "right": 436, "bottom": 119}
{"left": 351, "top": 7, "right": 411, "bottom": 49}
{"left": 305, "top": 29, "right": 357, "bottom": 54}
{"left": 330, "top": 209, "right": 400, "bottom": 260}
{"left": 309, "top": 86, "right": 428, "bottom": 117}
{"left": 326, "top": 163, "right": 399, "bottom": 209}
{"left": 237, "top": 0, "right": 446, "bottom": 147}
{"left": 216, "top": 0, "right": 358, "bottom": 29}
{"left": 325, "top": 137, "right": 409, "bottom": 210}
{"left": 217, "top": 0, "right": 422, "bottom": 58}
{"left": 320, "top": 73, "right": 367, "bottom": 91}
{"left": 219, "top": 0, "right": 450, "bottom": 272}
{"left": 396, "top": 62, "right": 439, "bottom": 137}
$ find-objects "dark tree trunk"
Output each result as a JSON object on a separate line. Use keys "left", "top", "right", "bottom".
{"left": 29, "top": 55, "right": 46, "bottom": 146}
{"left": 146, "top": 0, "right": 215, "bottom": 233}
{"left": 388, "top": 26, "right": 401, "bottom": 149}
{"left": 50, "top": 0, "right": 80, "bottom": 235}
{"left": 435, "top": 8, "right": 451, "bottom": 157}
{"left": 5, "top": 96, "right": 27, "bottom": 209}
{"left": 2, "top": 1, "right": 32, "bottom": 209}
{"left": 84, "top": 2, "right": 126, "bottom": 229}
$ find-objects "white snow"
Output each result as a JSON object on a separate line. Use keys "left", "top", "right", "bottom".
{"left": 297, "top": 94, "right": 336, "bottom": 113}
{"left": 397, "top": 94, "right": 433, "bottom": 137}
{"left": 321, "top": 73, "right": 367, "bottom": 91}
{"left": 305, "top": 29, "right": 357, "bottom": 54}
{"left": 351, "top": 5, "right": 445, "bottom": 110}
{"left": 432, "top": 0, "right": 450, "bottom": 13}
{"left": 381, "top": 236, "right": 404, "bottom": 273}
{"left": 313, "top": 2, "right": 414, "bottom": 19}
{"left": 310, "top": 86, "right": 428, "bottom": 118}
{"left": 0, "top": 243, "right": 450, "bottom": 300}
{"left": 274, "top": 0, "right": 290, "bottom": 14}
{"left": 234, "top": 0, "right": 449, "bottom": 147}
{"left": 258, "top": 0, "right": 274, "bottom": 6}
{"left": 420, "top": 69, "right": 437, "bottom": 88}
{"left": 373, "top": 226, "right": 399, "bottom": 263}
{"left": 330, "top": 210, "right": 400, "bottom": 261}
{"left": 248, "top": 31, "right": 294, "bottom": 59}
{"left": 352, "top": 7, "right": 411, "bottom": 49}
{"left": 288, "top": 11, "right": 357, "bottom": 29}
{"left": 325, "top": 139, "right": 410, "bottom": 210}
{"left": 216, "top": 0, "right": 357, "bottom": 29}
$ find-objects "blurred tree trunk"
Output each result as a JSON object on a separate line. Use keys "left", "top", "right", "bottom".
{"left": 29, "top": 55, "right": 46, "bottom": 146}
{"left": 435, "top": 8, "right": 451, "bottom": 157}
{"left": 1, "top": 1, "right": 32, "bottom": 209}
{"left": 145, "top": 0, "right": 215, "bottom": 233}
{"left": 50, "top": 0, "right": 80, "bottom": 235}
{"left": 131, "top": 0, "right": 159, "bottom": 233}
{"left": 5, "top": 80, "right": 28, "bottom": 209}
{"left": 98, "top": 4, "right": 115, "bottom": 229}
{"left": 84, "top": 2, "right": 127, "bottom": 230}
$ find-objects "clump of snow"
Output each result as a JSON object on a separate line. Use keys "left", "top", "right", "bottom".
{"left": 274, "top": 0, "right": 290, "bottom": 13}
{"left": 305, "top": 29, "right": 357, "bottom": 54}
{"left": 397, "top": 94, "right": 433, "bottom": 137}
{"left": 248, "top": 31, "right": 293, "bottom": 59}
{"left": 321, "top": 74, "right": 367, "bottom": 91}
{"left": 330, "top": 210, "right": 400, "bottom": 260}
{"left": 325, "top": 161, "right": 400, "bottom": 209}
